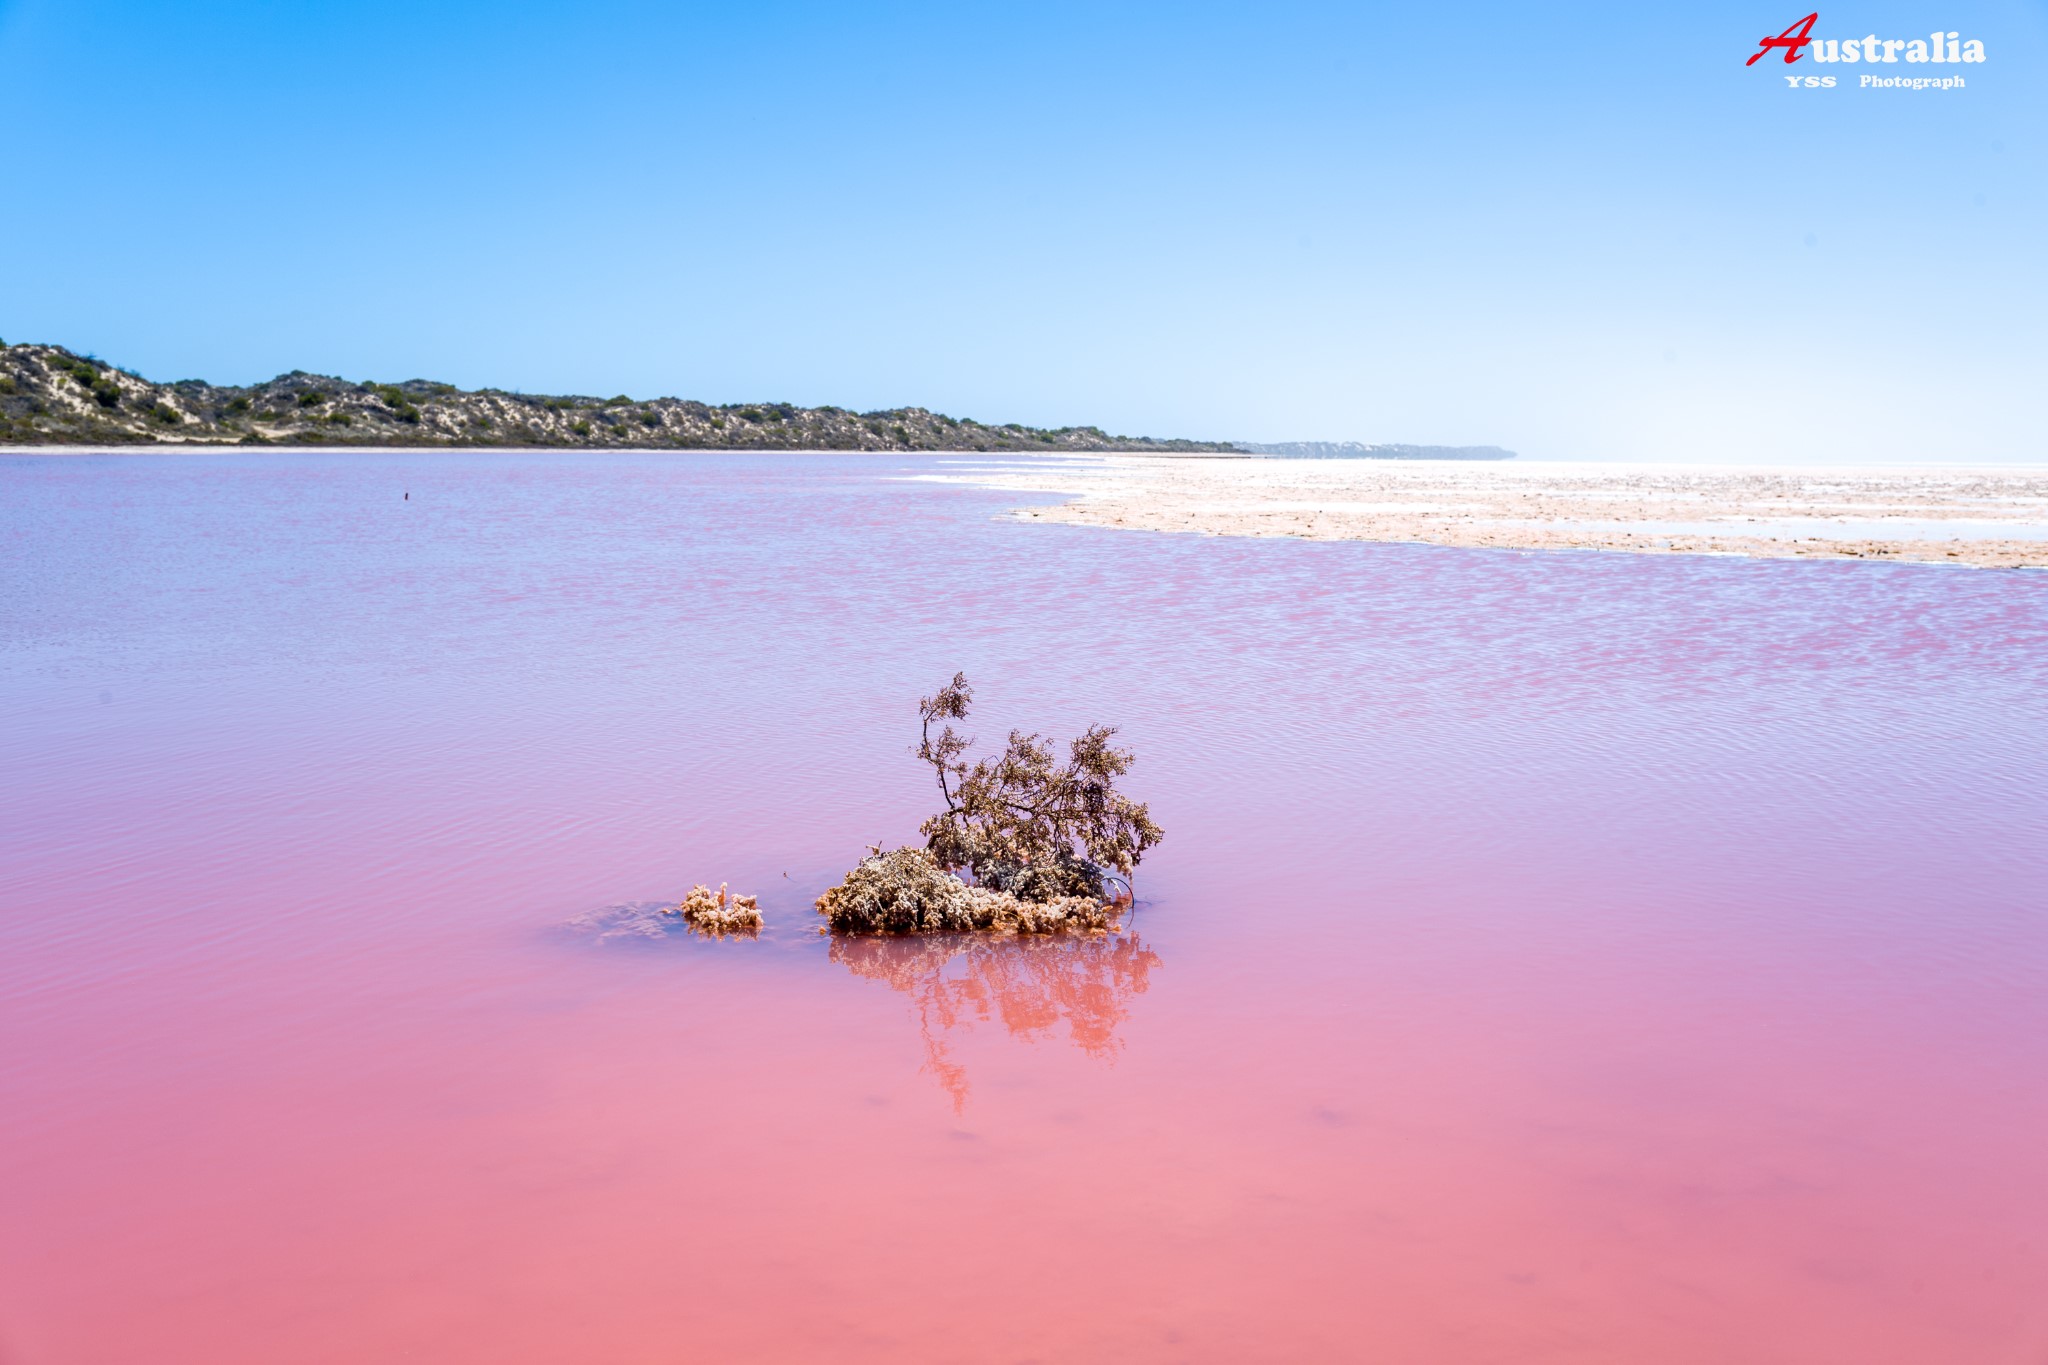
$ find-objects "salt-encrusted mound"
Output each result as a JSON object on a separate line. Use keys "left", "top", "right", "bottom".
{"left": 815, "top": 847, "right": 1114, "bottom": 935}
{"left": 666, "top": 882, "right": 762, "bottom": 934}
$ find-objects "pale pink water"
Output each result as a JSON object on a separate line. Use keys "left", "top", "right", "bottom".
{"left": 3, "top": 451, "right": 2046, "bottom": 1364}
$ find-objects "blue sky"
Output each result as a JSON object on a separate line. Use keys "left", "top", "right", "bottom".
{"left": 2, "top": 0, "right": 2042, "bottom": 460}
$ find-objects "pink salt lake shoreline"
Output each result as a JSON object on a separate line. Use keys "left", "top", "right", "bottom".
{"left": 928, "top": 453, "right": 2048, "bottom": 569}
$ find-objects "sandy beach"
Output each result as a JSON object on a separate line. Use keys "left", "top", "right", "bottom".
{"left": 933, "top": 457, "right": 2048, "bottom": 569}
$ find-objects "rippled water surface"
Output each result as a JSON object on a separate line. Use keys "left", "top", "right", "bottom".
{"left": 4, "top": 450, "right": 2047, "bottom": 1364}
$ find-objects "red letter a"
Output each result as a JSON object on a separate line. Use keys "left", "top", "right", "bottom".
{"left": 1746, "top": 12, "right": 1818, "bottom": 65}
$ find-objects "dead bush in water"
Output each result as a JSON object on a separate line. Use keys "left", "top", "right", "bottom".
{"left": 666, "top": 882, "right": 761, "bottom": 935}
{"left": 815, "top": 675, "right": 1162, "bottom": 934}
{"left": 916, "top": 673, "right": 1162, "bottom": 900}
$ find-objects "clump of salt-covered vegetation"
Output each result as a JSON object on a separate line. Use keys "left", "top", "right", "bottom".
{"left": 815, "top": 846, "right": 1116, "bottom": 934}
{"left": 665, "top": 882, "right": 761, "bottom": 935}
{"left": 816, "top": 674, "right": 1163, "bottom": 935}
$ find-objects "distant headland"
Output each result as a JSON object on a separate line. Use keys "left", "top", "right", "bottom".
{"left": 0, "top": 342, "right": 1511, "bottom": 458}
{"left": 0, "top": 344, "right": 1234, "bottom": 453}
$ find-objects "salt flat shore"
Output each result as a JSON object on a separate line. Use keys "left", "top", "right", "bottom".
{"left": 930, "top": 457, "right": 2048, "bottom": 569}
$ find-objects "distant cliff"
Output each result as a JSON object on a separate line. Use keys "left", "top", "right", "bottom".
{"left": 0, "top": 343, "right": 1237, "bottom": 452}
{"left": 1237, "top": 441, "right": 1515, "bottom": 460}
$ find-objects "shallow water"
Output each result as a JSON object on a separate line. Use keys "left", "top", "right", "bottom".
{"left": 4, "top": 450, "right": 2046, "bottom": 1364}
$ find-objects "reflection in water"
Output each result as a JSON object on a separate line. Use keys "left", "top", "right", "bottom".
{"left": 561, "top": 902, "right": 676, "bottom": 943}
{"left": 831, "top": 931, "right": 1163, "bottom": 1110}
{"left": 561, "top": 901, "right": 738, "bottom": 943}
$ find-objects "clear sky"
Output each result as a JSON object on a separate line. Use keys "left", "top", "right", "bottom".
{"left": 2, "top": 0, "right": 2042, "bottom": 460}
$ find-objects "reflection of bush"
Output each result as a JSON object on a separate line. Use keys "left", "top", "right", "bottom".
{"left": 831, "top": 931, "right": 1162, "bottom": 1109}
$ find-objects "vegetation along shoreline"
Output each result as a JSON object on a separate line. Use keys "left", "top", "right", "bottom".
{"left": 0, "top": 343, "right": 1235, "bottom": 453}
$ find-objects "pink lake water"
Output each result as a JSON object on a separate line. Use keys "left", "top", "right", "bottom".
{"left": 3, "top": 450, "right": 2047, "bottom": 1364}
